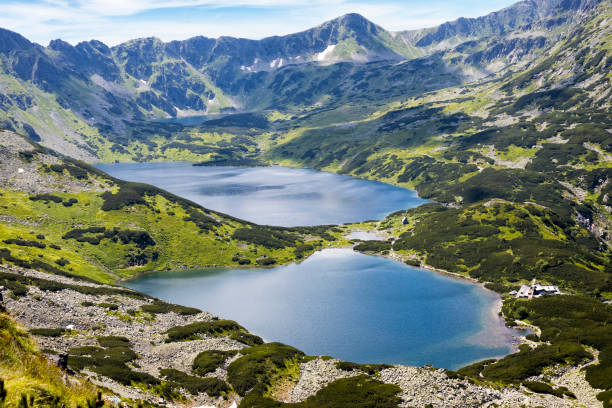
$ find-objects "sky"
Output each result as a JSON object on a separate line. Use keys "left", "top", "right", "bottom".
{"left": 0, "top": 0, "right": 519, "bottom": 46}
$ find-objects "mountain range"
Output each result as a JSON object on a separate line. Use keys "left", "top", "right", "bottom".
{"left": 0, "top": 0, "right": 605, "bottom": 160}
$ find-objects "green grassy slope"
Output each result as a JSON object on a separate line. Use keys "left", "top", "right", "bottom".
{"left": 0, "top": 133, "right": 340, "bottom": 284}
{"left": 0, "top": 312, "right": 101, "bottom": 408}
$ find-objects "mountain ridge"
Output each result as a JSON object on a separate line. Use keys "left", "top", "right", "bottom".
{"left": 0, "top": 0, "right": 601, "bottom": 154}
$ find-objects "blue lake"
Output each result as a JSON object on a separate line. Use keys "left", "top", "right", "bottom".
{"left": 126, "top": 249, "right": 522, "bottom": 369}
{"left": 99, "top": 162, "right": 523, "bottom": 369}
{"left": 95, "top": 162, "right": 426, "bottom": 226}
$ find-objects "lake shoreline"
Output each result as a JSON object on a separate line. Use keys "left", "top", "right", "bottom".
{"left": 125, "top": 246, "right": 528, "bottom": 368}
{"left": 351, "top": 247, "right": 530, "bottom": 358}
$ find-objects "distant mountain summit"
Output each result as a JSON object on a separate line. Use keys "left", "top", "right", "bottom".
{"left": 0, "top": 0, "right": 607, "bottom": 156}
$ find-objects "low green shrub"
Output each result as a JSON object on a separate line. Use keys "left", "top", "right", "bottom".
{"left": 62, "top": 227, "right": 155, "bottom": 249}
{"left": 183, "top": 209, "right": 221, "bottom": 232}
{"left": 335, "top": 361, "right": 392, "bottom": 374}
{"left": 159, "top": 369, "right": 230, "bottom": 396}
{"left": 67, "top": 337, "right": 158, "bottom": 387}
{"left": 295, "top": 375, "right": 402, "bottom": 408}
{"left": 97, "top": 303, "right": 119, "bottom": 311}
{"left": 29, "top": 194, "right": 63, "bottom": 204}
{"left": 0, "top": 269, "right": 147, "bottom": 299}
{"left": 29, "top": 328, "right": 67, "bottom": 337}
{"left": 100, "top": 186, "right": 148, "bottom": 211}
{"left": 227, "top": 343, "right": 304, "bottom": 396}
{"left": 166, "top": 320, "right": 245, "bottom": 342}
{"left": 239, "top": 375, "right": 402, "bottom": 408}
{"left": 0, "top": 249, "right": 97, "bottom": 283}
{"left": 3, "top": 239, "right": 45, "bottom": 249}
{"left": 97, "top": 336, "right": 130, "bottom": 348}
{"left": 48, "top": 164, "right": 89, "bottom": 180}
{"left": 597, "top": 389, "right": 612, "bottom": 408}
{"left": 232, "top": 227, "right": 297, "bottom": 249}
{"left": 481, "top": 341, "right": 592, "bottom": 382}
{"left": 523, "top": 381, "right": 559, "bottom": 396}
{"left": 140, "top": 300, "right": 201, "bottom": 316}
{"left": 256, "top": 257, "right": 277, "bottom": 266}
{"left": 404, "top": 259, "right": 421, "bottom": 267}
{"left": 456, "top": 359, "right": 497, "bottom": 378}
{"left": 54, "top": 258, "right": 69, "bottom": 267}
{"left": 230, "top": 332, "right": 264, "bottom": 346}
{"left": 353, "top": 240, "right": 392, "bottom": 253}
{"left": 193, "top": 350, "right": 238, "bottom": 376}
{"left": 294, "top": 244, "right": 314, "bottom": 259}
{"left": 2, "top": 280, "right": 28, "bottom": 297}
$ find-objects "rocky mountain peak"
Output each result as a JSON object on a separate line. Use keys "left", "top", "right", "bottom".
{"left": 0, "top": 28, "right": 35, "bottom": 53}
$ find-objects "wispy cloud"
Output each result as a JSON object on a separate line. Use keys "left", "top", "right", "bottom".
{"left": 0, "top": 0, "right": 518, "bottom": 46}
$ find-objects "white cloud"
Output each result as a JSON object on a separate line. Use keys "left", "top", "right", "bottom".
{"left": 0, "top": 0, "right": 517, "bottom": 46}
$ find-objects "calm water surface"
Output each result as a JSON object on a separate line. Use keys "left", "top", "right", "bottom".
{"left": 103, "top": 162, "right": 522, "bottom": 368}
{"left": 126, "top": 249, "right": 522, "bottom": 369}
{"left": 95, "top": 162, "right": 426, "bottom": 226}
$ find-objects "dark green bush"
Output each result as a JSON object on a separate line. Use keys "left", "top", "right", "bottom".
{"left": 62, "top": 198, "right": 78, "bottom": 207}
{"left": 295, "top": 375, "right": 402, "bottom": 408}
{"left": 97, "top": 336, "right": 130, "bottom": 348}
{"left": 240, "top": 375, "right": 403, "bottom": 408}
{"left": 183, "top": 209, "right": 221, "bottom": 232}
{"left": 294, "top": 244, "right": 314, "bottom": 259}
{"left": 456, "top": 359, "right": 496, "bottom": 378}
{"left": 192, "top": 350, "right": 237, "bottom": 376}
{"left": 67, "top": 337, "right": 158, "bottom": 387}
{"left": 0, "top": 269, "right": 147, "bottom": 299}
{"left": 227, "top": 343, "right": 304, "bottom": 395}
{"left": 232, "top": 227, "right": 297, "bottom": 249}
{"left": 100, "top": 186, "right": 148, "bottom": 211}
{"left": 597, "top": 389, "right": 612, "bottom": 408}
{"left": 230, "top": 332, "right": 264, "bottom": 346}
{"left": 140, "top": 300, "right": 200, "bottom": 316}
{"left": 404, "top": 258, "right": 421, "bottom": 267}
{"left": 256, "top": 257, "right": 277, "bottom": 266}
{"left": 3, "top": 280, "right": 28, "bottom": 297}
{"left": 3, "top": 239, "right": 45, "bottom": 249}
{"left": 29, "top": 328, "right": 67, "bottom": 337}
{"left": 335, "top": 361, "right": 392, "bottom": 374}
{"left": 62, "top": 227, "right": 155, "bottom": 249}
{"left": 166, "top": 320, "right": 245, "bottom": 342}
{"left": 523, "top": 381, "right": 559, "bottom": 396}
{"left": 482, "top": 341, "right": 592, "bottom": 382}
{"left": 97, "top": 303, "right": 119, "bottom": 311}
{"left": 29, "top": 194, "right": 63, "bottom": 204}
{"left": 353, "top": 240, "right": 392, "bottom": 253}
{"left": 159, "top": 369, "right": 230, "bottom": 396}
{"left": 55, "top": 258, "right": 69, "bottom": 267}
